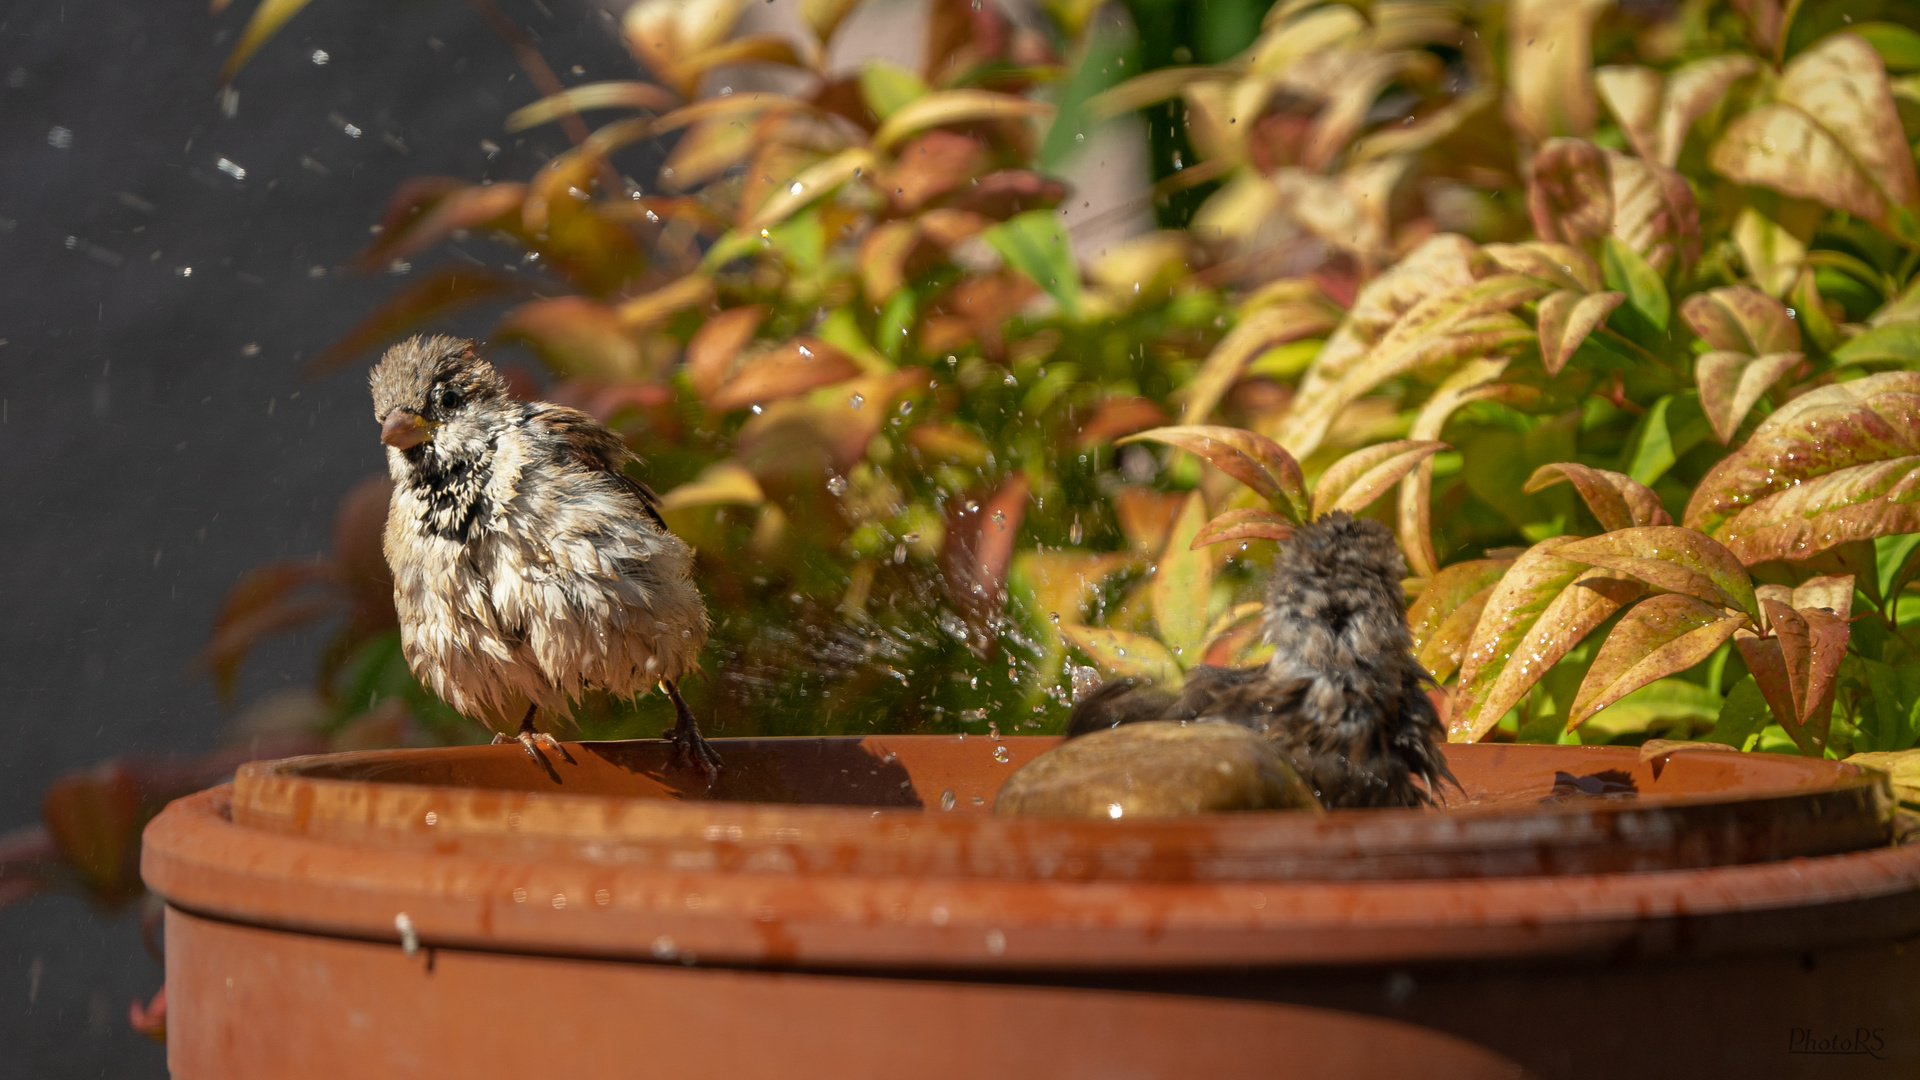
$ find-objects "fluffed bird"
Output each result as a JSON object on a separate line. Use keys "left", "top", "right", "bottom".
{"left": 370, "top": 335, "right": 719, "bottom": 774}
{"left": 1066, "top": 512, "right": 1455, "bottom": 808}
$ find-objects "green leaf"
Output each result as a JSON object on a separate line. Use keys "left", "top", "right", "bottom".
{"left": 984, "top": 210, "right": 1083, "bottom": 320}
{"left": 1603, "top": 236, "right": 1670, "bottom": 332}
{"left": 1877, "top": 533, "right": 1920, "bottom": 599}
{"left": 1834, "top": 322, "right": 1920, "bottom": 366}
{"left": 1039, "top": 18, "right": 1133, "bottom": 171}
{"left": 858, "top": 60, "right": 928, "bottom": 121}
{"left": 1858, "top": 22, "right": 1920, "bottom": 73}
{"left": 1852, "top": 657, "right": 1920, "bottom": 752}
{"left": 1622, "top": 392, "right": 1711, "bottom": 486}
{"left": 1580, "top": 677, "right": 1723, "bottom": 742}
{"left": 1707, "top": 674, "right": 1771, "bottom": 748}
{"left": 1409, "top": 559, "right": 1515, "bottom": 682}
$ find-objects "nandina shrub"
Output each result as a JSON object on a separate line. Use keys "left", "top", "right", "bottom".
{"left": 202, "top": 0, "right": 1920, "bottom": 765}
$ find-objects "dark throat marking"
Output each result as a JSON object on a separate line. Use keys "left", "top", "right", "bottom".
{"left": 408, "top": 433, "right": 499, "bottom": 542}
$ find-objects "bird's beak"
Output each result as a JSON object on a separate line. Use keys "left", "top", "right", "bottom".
{"left": 381, "top": 409, "right": 435, "bottom": 449}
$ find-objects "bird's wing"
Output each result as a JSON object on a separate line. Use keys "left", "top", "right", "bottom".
{"left": 529, "top": 403, "right": 670, "bottom": 532}
{"left": 1065, "top": 678, "right": 1179, "bottom": 736}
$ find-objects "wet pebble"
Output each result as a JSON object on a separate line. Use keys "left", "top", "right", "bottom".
{"left": 994, "top": 722, "right": 1320, "bottom": 819}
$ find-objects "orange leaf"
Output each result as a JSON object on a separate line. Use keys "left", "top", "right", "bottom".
{"left": 1073, "top": 397, "right": 1168, "bottom": 449}
{"left": 705, "top": 338, "right": 860, "bottom": 413}
{"left": 1554, "top": 526, "right": 1759, "bottom": 621}
{"left": 1409, "top": 558, "right": 1514, "bottom": 682}
{"left": 358, "top": 182, "right": 527, "bottom": 271}
{"left": 1118, "top": 425, "right": 1307, "bottom": 521}
{"left": 684, "top": 305, "right": 767, "bottom": 400}
{"left": 1113, "top": 489, "right": 1186, "bottom": 555}
{"left": 1525, "top": 463, "right": 1670, "bottom": 531}
{"left": 1683, "top": 372, "right": 1920, "bottom": 563}
{"left": 1695, "top": 350, "right": 1802, "bottom": 444}
{"left": 1535, "top": 289, "right": 1623, "bottom": 375}
{"left": 1191, "top": 508, "right": 1296, "bottom": 549}
{"left": 495, "top": 297, "right": 641, "bottom": 380}
{"left": 1567, "top": 594, "right": 1746, "bottom": 728}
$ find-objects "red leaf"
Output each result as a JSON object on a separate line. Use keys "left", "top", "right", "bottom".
{"left": 941, "top": 474, "right": 1030, "bottom": 654}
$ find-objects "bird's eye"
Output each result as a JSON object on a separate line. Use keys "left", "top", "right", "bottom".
{"left": 434, "top": 385, "right": 464, "bottom": 411}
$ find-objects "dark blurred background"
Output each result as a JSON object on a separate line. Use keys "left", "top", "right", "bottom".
{"left": 0, "top": 0, "right": 624, "bottom": 1072}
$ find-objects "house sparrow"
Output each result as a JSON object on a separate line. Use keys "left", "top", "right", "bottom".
{"left": 1067, "top": 512, "right": 1455, "bottom": 808}
{"left": 370, "top": 335, "right": 718, "bottom": 774}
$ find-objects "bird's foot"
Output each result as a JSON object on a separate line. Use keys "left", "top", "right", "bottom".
{"left": 666, "top": 723, "right": 722, "bottom": 779}
{"left": 492, "top": 730, "right": 563, "bottom": 760}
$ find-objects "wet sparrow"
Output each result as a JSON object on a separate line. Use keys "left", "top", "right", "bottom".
{"left": 370, "top": 335, "right": 719, "bottom": 774}
{"left": 1068, "top": 512, "right": 1454, "bottom": 808}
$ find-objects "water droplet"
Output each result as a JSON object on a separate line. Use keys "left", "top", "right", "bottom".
{"left": 789, "top": 181, "right": 804, "bottom": 195}
{"left": 849, "top": 393, "right": 864, "bottom": 410}
{"left": 216, "top": 157, "right": 247, "bottom": 180}
{"left": 47, "top": 126, "right": 72, "bottom": 149}
{"left": 310, "top": 49, "right": 330, "bottom": 65}
{"left": 993, "top": 745, "right": 1010, "bottom": 763}
{"left": 826, "top": 475, "right": 848, "bottom": 495}
{"left": 940, "top": 790, "right": 956, "bottom": 811}
{"left": 798, "top": 344, "right": 814, "bottom": 359}
{"left": 1107, "top": 803, "right": 1124, "bottom": 819}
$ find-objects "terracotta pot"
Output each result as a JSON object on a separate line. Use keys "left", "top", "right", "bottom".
{"left": 144, "top": 737, "right": 1920, "bottom": 1078}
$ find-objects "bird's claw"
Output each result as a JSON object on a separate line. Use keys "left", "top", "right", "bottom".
{"left": 667, "top": 726, "right": 722, "bottom": 779}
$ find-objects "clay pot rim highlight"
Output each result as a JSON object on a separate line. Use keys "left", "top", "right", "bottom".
{"left": 145, "top": 782, "right": 1920, "bottom": 972}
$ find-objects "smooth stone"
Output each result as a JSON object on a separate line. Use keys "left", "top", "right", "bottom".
{"left": 994, "top": 721, "right": 1321, "bottom": 819}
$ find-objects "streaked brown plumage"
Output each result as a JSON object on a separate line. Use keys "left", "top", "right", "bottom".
{"left": 1067, "top": 512, "right": 1455, "bottom": 808}
{"left": 370, "top": 335, "right": 718, "bottom": 774}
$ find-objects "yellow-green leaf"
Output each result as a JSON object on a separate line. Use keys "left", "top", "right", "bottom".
{"left": 1312, "top": 440, "right": 1447, "bottom": 518}
{"left": 1059, "top": 624, "right": 1184, "bottom": 687}
{"left": 1149, "top": 494, "right": 1213, "bottom": 663}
